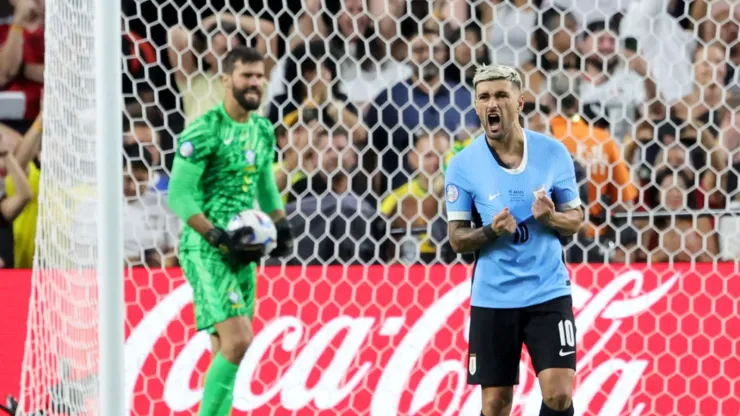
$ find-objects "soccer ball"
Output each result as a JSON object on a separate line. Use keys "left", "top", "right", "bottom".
{"left": 226, "top": 209, "right": 278, "bottom": 255}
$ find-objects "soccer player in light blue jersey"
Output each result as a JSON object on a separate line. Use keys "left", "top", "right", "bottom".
{"left": 445, "top": 64, "right": 584, "bottom": 416}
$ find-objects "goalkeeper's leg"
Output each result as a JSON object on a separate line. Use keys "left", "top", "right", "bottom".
{"left": 181, "top": 249, "right": 256, "bottom": 416}
{"left": 200, "top": 317, "right": 253, "bottom": 416}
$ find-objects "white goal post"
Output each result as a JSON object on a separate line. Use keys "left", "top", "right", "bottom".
{"left": 94, "top": 0, "right": 125, "bottom": 414}
{"left": 12, "top": 0, "right": 740, "bottom": 415}
{"left": 17, "top": 0, "right": 125, "bottom": 415}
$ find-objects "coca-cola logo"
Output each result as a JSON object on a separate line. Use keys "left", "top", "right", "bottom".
{"left": 122, "top": 268, "right": 682, "bottom": 415}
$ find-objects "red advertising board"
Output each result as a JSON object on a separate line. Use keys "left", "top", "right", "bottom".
{"left": 1, "top": 264, "right": 739, "bottom": 415}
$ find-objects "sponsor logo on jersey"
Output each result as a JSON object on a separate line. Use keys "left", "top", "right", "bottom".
{"left": 179, "top": 141, "right": 194, "bottom": 158}
{"left": 446, "top": 184, "right": 459, "bottom": 203}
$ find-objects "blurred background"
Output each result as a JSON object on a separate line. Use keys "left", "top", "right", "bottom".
{"left": 1, "top": 0, "right": 739, "bottom": 269}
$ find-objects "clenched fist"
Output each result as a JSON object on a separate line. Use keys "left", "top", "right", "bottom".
{"left": 491, "top": 208, "right": 517, "bottom": 236}
{"left": 532, "top": 190, "right": 555, "bottom": 224}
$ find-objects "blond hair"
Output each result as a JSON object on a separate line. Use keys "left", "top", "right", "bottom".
{"left": 473, "top": 64, "right": 522, "bottom": 90}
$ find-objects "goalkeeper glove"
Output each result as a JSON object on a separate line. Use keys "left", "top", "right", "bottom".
{"left": 205, "top": 227, "right": 265, "bottom": 265}
{"left": 271, "top": 217, "right": 294, "bottom": 257}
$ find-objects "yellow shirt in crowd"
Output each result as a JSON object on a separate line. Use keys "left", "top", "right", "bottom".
{"left": 5, "top": 163, "right": 40, "bottom": 268}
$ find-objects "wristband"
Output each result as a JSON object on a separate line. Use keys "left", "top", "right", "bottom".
{"left": 10, "top": 25, "right": 23, "bottom": 34}
{"left": 483, "top": 225, "right": 498, "bottom": 242}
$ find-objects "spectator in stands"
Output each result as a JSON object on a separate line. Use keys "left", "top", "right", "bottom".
{"left": 521, "top": 101, "right": 550, "bottom": 134}
{"left": 444, "top": 22, "right": 490, "bottom": 89}
{"left": 285, "top": 127, "right": 379, "bottom": 265}
{"left": 0, "top": 132, "right": 31, "bottom": 268}
{"left": 122, "top": 117, "right": 168, "bottom": 192}
{"left": 381, "top": 128, "right": 449, "bottom": 264}
{"left": 645, "top": 168, "right": 719, "bottom": 263}
{"left": 720, "top": 94, "right": 740, "bottom": 203}
{"left": 699, "top": 0, "right": 739, "bottom": 91}
{"left": 365, "top": 25, "right": 478, "bottom": 192}
{"left": 660, "top": 44, "right": 730, "bottom": 208}
{"left": 123, "top": 144, "right": 180, "bottom": 267}
{"left": 274, "top": 110, "right": 324, "bottom": 197}
{"left": 524, "top": 6, "right": 579, "bottom": 102}
{"left": 443, "top": 0, "right": 543, "bottom": 68}
{"left": 0, "top": 109, "right": 40, "bottom": 269}
{"left": 576, "top": 16, "right": 655, "bottom": 140}
{"left": 167, "top": 12, "right": 277, "bottom": 124}
{"left": 618, "top": 0, "right": 697, "bottom": 109}
{"left": 72, "top": 144, "right": 180, "bottom": 268}
{"left": 549, "top": 71, "right": 638, "bottom": 241}
{"left": 289, "top": 127, "right": 359, "bottom": 203}
{"left": 672, "top": 44, "right": 727, "bottom": 139}
{"left": 282, "top": 0, "right": 409, "bottom": 107}
{"left": 268, "top": 41, "right": 366, "bottom": 143}
{"left": 0, "top": 0, "right": 43, "bottom": 133}
{"left": 122, "top": 16, "right": 159, "bottom": 119}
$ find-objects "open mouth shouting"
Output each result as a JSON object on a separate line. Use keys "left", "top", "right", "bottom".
{"left": 487, "top": 112, "right": 502, "bottom": 135}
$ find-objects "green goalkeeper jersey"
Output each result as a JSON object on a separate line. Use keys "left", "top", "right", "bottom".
{"left": 168, "top": 102, "right": 283, "bottom": 250}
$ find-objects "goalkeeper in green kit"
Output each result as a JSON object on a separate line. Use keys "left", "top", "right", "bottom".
{"left": 167, "top": 46, "right": 294, "bottom": 416}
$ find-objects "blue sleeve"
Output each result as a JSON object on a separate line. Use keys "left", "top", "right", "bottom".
{"left": 552, "top": 145, "right": 582, "bottom": 212}
{"left": 444, "top": 156, "right": 474, "bottom": 221}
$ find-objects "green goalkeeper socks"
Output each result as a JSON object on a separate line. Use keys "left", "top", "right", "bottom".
{"left": 198, "top": 352, "right": 240, "bottom": 416}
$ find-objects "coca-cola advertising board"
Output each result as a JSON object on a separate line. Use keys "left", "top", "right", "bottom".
{"left": 1, "top": 264, "right": 739, "bottom": 415}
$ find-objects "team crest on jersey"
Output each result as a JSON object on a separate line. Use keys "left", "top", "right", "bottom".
{"left": 244, "top": 150, "right": 256, "bottom": 166}
{"left": 228, "top": 291, "right": 243, "bottom": 309}
{"left": 228, "top": 291, "right": 239, "bottom": 304}
{"left": 179, "top": 141, "right": 194, "bottom": 158}
{"left": 468, "top": 354, "right": 477, "bottom": 375}
{"left": 446, "top": 184, "right": 459, "bottom": 203}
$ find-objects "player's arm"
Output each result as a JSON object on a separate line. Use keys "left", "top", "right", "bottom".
{"left": 167, "top": 123, "right": 246, "bottom": 253}
{"left": 256, "top": 128, "right": 294, "bottom": 257}
{"left": 167, "top": 125, "right": 213, "bottom": 234}
{"left": 0, "top": 151, "right": 32, "bottom": 221}
{"left": 448, "top": 220, "right": 492, "bottom": 253}
{"left": 445, "top": 157, "right": 500, "bottom": 253}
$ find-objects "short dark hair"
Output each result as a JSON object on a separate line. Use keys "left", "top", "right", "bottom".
{"left": 582, "top": 14, "right": 622, "bottom": 40}
{"left": 223, "top": 46, "right": 264, "bottom": 73}
{"left": 123, "top": 143, "right": 152, "bottom": 171}
{"left": 274, "top": 124, "right": 288, "bottom": 139}
{"left": 284, "top": 41, "right": 339, "bottom": 103}
{"left": 331, "top": 126, "right": 350, "bottom": 138}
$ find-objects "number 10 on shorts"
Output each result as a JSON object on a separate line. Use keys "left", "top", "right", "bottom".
{"left": 558, "top": 319, "right": 575, "bottom": 348}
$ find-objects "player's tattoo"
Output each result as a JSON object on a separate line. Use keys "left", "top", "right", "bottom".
{"left": 448, "top": 220, "right": 491, "bottom": 253}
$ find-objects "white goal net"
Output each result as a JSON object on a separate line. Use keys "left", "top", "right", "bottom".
{"left": 12, "top": 0, "right": 740, "bottom": 415}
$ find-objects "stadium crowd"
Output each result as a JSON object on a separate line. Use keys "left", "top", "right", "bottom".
{"left": 0, "top": 0, "right": 739, "bottom": 269}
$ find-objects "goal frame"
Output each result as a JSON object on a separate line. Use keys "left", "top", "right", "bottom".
{"left": 94, "top": 0, "right": 125, "bottom": 414}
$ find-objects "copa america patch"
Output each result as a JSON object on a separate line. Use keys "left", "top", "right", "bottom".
{"left": 179, "top": 141, "right": 194, "bottom": 158}
{"left": 446, "top": 184, "right": 459, "bottom": 203}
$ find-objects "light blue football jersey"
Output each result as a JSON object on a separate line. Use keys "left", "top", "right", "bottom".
{"left": 445, "top": 129, "right": 581, "bottom": 308}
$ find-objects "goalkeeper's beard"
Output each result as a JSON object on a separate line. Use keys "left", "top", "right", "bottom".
{"left": 234, "top": 87, "right": 261, "bottom": 112}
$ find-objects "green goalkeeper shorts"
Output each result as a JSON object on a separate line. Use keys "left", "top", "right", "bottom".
{"left": 179, "top": 246, "right": 257, "bottom": 335}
